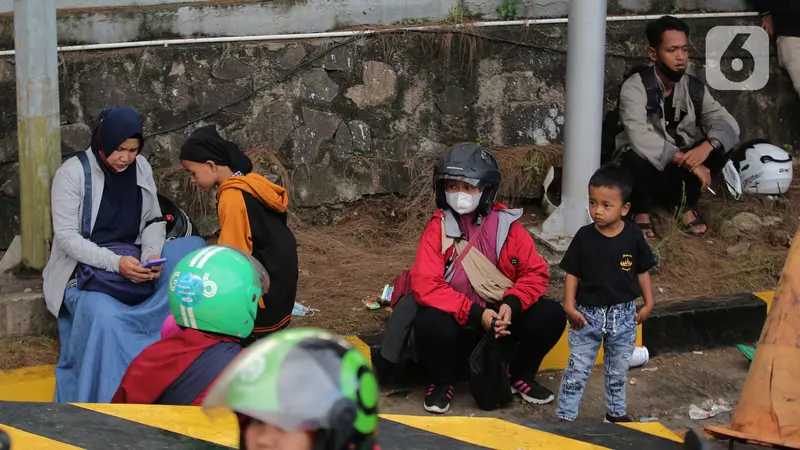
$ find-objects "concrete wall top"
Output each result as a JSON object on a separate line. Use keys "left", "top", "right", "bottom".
{"left": 0, "top": 0, "right": 755, "bottom": 47}
{"left": 0, "top": 0, "right": 753, "bottom": 20}
{"left": 0, "top": 0, "right": 207, "bottom": 13}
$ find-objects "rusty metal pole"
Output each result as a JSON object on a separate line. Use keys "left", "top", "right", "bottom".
{"left": 13, "top": 0, "right": 61, "bottom": 270}
{"left": 705, "top": 223, "right": 800, "bottom": 449}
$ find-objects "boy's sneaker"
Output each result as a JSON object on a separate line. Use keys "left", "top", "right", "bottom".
{"left": 509, "top": 375, "right": 555, "bottom": 404}
{"left": 424, "top": 383, "right": 454, "bottom": 414}
{"left": 604, "top": 413, "right": 633, "bottom": 423}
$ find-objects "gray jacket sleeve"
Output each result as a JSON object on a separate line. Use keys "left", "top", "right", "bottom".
{"left": 50, "top": 160, "right": 121, "bottom": 272}
{"left": 137, "top": 156, "right": 166, "bottom": 261}
{"left": 619, "top": 76, "right": 681, "bottom": 171}
{"left": 699, "top": 89, "right": 740, "bottom": 153}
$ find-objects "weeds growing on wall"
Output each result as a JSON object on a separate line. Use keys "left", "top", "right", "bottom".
{"left": 445, "top": 0, "right": 480, "bottom": 24}
{"left": 497, "top": 0, "right": 520, "bottom": 20}
{"left": 388, "top": 144, "right": 563, "bottom": 236}
{"left": 152, "top": 166, "right": 204, "bottom": 214}
{"left": 245, "top": 147, "right": 291, "bottom": 188}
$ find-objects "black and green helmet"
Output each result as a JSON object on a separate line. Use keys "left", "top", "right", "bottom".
{"left": 203, "top": 328, "right": 379, "bottom": 450}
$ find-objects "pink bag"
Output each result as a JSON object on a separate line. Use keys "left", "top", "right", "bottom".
{"left": 161, "top": 315, "right": 182, "bottom": 340}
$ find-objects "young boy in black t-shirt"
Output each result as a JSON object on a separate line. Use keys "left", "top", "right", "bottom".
{"left": 556, "top": 164, "right": 656, "bottom": 423}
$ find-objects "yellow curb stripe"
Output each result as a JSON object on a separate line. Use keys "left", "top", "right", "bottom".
{"left": 75, "top": 403, "right": 239, "bottom": 447}
{"left": 0, "top": 365, "right": 55, "bottom": 402}
{"left": 540, "top": 324, "right": 643, "bottom": 371}
{"left": 381, "top": 414, "right": 610, "bottom": 449}
{"left": 0, "top": 336, "right": 371, "bottom": 404}
{"left": 619, "top": 422, "right": 683, "bottom": 442}
{"left": 344, "top": 335, "right": 372, "bottom": 366}
{"left": 754, "top": 290, "right": 774, "bottom": 313}
{"left": 0, "top": 423, "right": 82, "bottom": 449}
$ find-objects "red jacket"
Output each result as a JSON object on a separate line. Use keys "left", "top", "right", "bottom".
{"left": 410, "top": 204, "right": 550, "bottom": 326}
{"left": 112, "top": 328, "right": 242, "bottom": 406}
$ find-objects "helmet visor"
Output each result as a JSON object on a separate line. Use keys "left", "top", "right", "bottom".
{"left": 203, "top": 339, "right": 341, "bottom": 431}
{"left": 435, "top": 174, "right": 484, "bottom": 188}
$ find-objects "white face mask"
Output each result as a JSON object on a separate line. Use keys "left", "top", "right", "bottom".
{"left": 445, "top": 191, "right": 481, "bottom": 215}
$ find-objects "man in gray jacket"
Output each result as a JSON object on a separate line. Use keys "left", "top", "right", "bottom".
{"left": 616, "top": 16, "right": 740, "bottom": 238}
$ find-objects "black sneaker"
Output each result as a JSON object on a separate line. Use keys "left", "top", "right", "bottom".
{"left": 424, "top": 383, "right": 454, "bottom": 414}
{"left": 510, "top": 376, "right": 555, "bottom": 404}
{"left": 604, "top": 413, "right": 633, "bottom": 423}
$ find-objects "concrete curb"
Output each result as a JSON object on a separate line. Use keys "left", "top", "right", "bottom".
{"left": 0, "top": 292, "right": 56, "bottom": 338}
{"left": 0, "top": 289, "right": 771, "bottom": 362}
{"left": 643, "top": 292, "right": 767, "bottom": 357}
{"left": 362, "top": 291, "right": 771, "bottom": 379}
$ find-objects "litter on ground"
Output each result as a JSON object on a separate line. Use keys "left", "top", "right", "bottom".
{"left": 688, "top": 399, "right": 733, "bottom": 420}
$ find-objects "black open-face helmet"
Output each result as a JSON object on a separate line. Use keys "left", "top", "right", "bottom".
{"left": 146, "top": 194, "right": 202, "bottom": 240}
{"left": 433, "top": 143, "right": 501, "bottom": 217}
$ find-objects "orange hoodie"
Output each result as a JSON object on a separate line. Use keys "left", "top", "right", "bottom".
{"left": 216, "top": 173, "right": 298, "bottom": 338}
{"left": 217, "top": 173, "right": 289, "bottom": 253}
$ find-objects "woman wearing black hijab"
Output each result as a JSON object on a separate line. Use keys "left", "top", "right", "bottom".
{"left": 44, "top": 106, "right": 207, "bottom": 403}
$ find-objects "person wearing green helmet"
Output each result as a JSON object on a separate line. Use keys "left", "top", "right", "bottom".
{"left": 203, "top": 328, "right": 381, "bottom": 450}
{"left": 112, "top": 245, "right": 270, "bottom": 405}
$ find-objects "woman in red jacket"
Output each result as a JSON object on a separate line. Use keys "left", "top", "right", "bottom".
{"left": 411, "top": 143, "right": 566, "bottom": 414}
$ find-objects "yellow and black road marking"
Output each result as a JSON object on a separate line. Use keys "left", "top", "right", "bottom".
{"left": 0, "top": 401, "right": 233, "bottom": 448}
{"left": 0, "top": 401, "right": 684, "bottom": 449}
{"left": 382, "top": 414, "right": 684, "bottom": 449}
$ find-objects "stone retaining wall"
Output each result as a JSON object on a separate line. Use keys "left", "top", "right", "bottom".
{"left": 1, "top": 17, "right": 798, "bottom": 245}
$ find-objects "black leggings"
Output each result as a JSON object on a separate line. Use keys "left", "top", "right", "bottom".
{"left": 620, "top": 149, "right": 729, "bottom": 215}
{"left": 414, "top": 299, "right": 566, "bottom": 385}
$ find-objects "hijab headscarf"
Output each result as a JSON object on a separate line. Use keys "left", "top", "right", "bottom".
{"left": 179, "top": 125, "right": 253, "bottom": 174}
{"left": 88, "top": 107, "right": 145, "bottom": 245}
{"left": 90, "top": 106, "right": 144, "bottom": 174}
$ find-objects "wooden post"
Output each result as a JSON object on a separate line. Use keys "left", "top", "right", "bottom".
{"left": 13, "top": 0, "right": 61, "bottom": 270}
{"left": 705, "top": 224, "right": 800, "bottom": 449}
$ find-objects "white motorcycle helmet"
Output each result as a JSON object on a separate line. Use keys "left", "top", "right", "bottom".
{"left": 732, "top": 140, "right": 793, "bottom": 196}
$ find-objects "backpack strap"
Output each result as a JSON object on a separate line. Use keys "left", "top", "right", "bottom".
{"left": 686, "top": 74, "right": 705, "bottom": 120}
{"left": 638, "top": 66, "right": 662, "bottom": 117}
{"left": 75, "top": 152, "right": 92, "bottom": 239}
{"left": 642, "top": 67, "right": 704, "bottom": 121}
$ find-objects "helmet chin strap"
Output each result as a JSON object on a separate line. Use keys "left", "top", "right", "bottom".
{"left": 313, "top": 430, "right": 375, "bottom": 450}
{"left": 313, "top": 431, "right": 328, "bottom": 450}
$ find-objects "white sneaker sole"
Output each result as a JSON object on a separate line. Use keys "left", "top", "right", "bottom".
{"left": 424, "top": 402, "right": 450, "bottom": 414}
{"left": 511, "top": 386, "right": 555, "bottom": 405}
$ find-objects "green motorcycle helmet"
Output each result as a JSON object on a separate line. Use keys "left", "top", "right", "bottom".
{"left": 168, "top": 245, "right": 269, "bottom": 338}
{"left": 203, "top": 328, "right": 379, "bottom": 450}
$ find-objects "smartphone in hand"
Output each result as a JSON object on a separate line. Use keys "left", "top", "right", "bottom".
{"left": 141, "top": 258, "right": 167, "bottom": 269}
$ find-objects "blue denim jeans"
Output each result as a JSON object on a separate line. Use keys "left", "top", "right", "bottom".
{"left": 556, "top": 301, "right": 637, "bottom": 421}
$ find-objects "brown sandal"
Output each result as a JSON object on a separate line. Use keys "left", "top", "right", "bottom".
{"left": 680, "top": 209, "right": 707, "bottom": 236}
{"left": 636, "top": 221, "right": 656, "bottom": 240}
